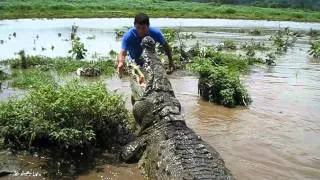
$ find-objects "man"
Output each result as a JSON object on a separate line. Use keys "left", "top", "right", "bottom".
{"left": 117, "top": 13, "right": 175, "bottom": 78}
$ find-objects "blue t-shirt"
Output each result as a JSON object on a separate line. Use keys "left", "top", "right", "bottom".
{"left": 121, "top": 27, "right": 166, "bottom": 65}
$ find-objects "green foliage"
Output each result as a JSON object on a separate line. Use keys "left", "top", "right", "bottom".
{"left": 1, "top": 0, "right": 319, "bottom": 22}
{"left": 269, "top": 27, "right": 297, "bottom": 53}
{"left": 11, "top": 70, "right": 56, "bottom": 89}
{"left": 309, "top": 40, "right": 320, "bottom": 58}
{"left": 188, "top": 58, "right": 251, "bottom": 107}
{"left": 308, "top": 29, "right": 320, "bottom": 38}
{"left": 249, "top": 28, "right": 262, "bottom": 35}
{"left": 219, "top": 39, "right": 237, "bottom": 50}
{"left": 18, "top": 50, "right": 27, "bottom": 69}
{"left": 115, "top": 29, "right": 125, "bottom": 38}
{"left": 1, "top": 56, "right": 115, "bottom": 76}
{"left": 68, "top": 36, "right": 87, "bottom": 60}
{"left": 241, "top": 40, "right": 270, "bottom": 51}
{"left": 0, "top": 81, "right": 131, "bottom": 150}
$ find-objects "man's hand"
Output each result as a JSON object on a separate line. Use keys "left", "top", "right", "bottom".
{"left": 164, "top": 42, "right": 175, "bottom": 74}
{"left": 117, "top": 61, "right": 124, "bottom": 78}
{"left": 117, "top": 49, "right": 127, "bottom": 78}
{"left": 167, "top": 62, "right": 176, "bottom": 75}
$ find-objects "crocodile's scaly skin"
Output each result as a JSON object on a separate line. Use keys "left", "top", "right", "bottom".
{"left": 122, "top": 36, "right": 235, "bottom": 180}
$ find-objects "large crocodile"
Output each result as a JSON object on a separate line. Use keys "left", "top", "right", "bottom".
{"left": 121, "top": 36, "right": 234, "bottom": 180}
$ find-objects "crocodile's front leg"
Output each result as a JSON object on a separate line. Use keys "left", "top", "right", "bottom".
{"left": 120, "top": 134, "right": 148, "bottom": 163}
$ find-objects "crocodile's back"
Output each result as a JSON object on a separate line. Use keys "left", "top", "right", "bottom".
{"left": 139, "top": 121, "right": 234, "bottom": 180}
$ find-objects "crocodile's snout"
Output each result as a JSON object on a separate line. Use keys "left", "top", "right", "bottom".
{"left": 141, "top": 36, "right": 156, "bottom": 50}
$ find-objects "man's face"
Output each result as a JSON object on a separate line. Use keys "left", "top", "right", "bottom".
{"left": 135, "top": 24, "right": 149, "bottom": 37}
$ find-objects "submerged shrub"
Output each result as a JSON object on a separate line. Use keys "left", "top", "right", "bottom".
{"left": 0, "top": 81, "right": 132, "bottom": 151}
{"left": 188, "top": 58, "right": 251, "bottom": 107}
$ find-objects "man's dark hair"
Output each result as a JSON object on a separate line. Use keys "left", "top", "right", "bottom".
{"left": 134, "top": 13, "right": 150, "bottom": 26}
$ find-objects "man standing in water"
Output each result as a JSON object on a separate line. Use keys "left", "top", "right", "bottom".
{"left": 117, "top": 13, "right": 175, "bottom": 79}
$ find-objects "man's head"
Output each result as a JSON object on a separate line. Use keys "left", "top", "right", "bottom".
{"left": 134, "top": 13, "right": 150, "bottom": 37}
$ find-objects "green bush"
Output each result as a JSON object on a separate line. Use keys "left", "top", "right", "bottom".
{"left": 309, "top": 40, "right": 320, "bottom": 58}
{"left": 0, "top": 81, "right": 132, "bottom": 150}
{"left": 188, "top": 58, "right": 251, "bottom": 107}
{"left": 11, "top": 70, "right": 56, "bottom": 89}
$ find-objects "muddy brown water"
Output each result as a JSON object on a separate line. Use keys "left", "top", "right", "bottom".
{"left": 1, "top": 18, "right": 320, "bottom": 179}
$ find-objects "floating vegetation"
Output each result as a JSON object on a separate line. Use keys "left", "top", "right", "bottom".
{"left": 69, "top": 36, "right": 87, "bottom": 60}
{"left": 218, "top": 40, "right": 237, "bottom": 50}
{"left": 241, "top": 40, "right": 270, "bottom": 51}
{"left": 115, "top": 29, "right": 125, "bottom": 38}
{"left": 86, "top": 35, "right": 96, "bottom": 40}
{"left": 265, "top": 53, "right": 276, "bottom": 66}
{"left": 249, "top": 28, "right": 262, "bottom": 35}
{"left": 309, "top": 40, "right": 320, "bottom": 58}
{"left": 0, "top": 81, "right": 133, "bottom": 151}
{"left": 308, "top": 29, "right": 320, "bottom": 38}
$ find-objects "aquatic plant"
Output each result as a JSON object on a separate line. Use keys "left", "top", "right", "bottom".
{"left": 1, "top": 56, "right": 115, "bottom": 75}
{"left": 0, "top": 81, "right": 133, "bottom": 151}
{"left": 249, "top": 28, "right": 262, "bottom": 35}
{"left": 188, "top": 58, "right": 251, "bottom": 107}
{"left": 18, "top": 50, "right": 27, "bottom": 69}
{"left": 241, "top": 40, "right": 270, "bottom": 51}
{"left": 309, "top": 40, "right": 320, "bottom": 58}
{"left": 115, "top": 29, "right": 125, "bottom": 38}
{"left": 86, "top": 35, "right": 96, "bottom": 40}
{"left": 265, "top": 53, "right": 276, "bottom": 66}
{"left": 308, "top": 29, "right": 320, "bottom": 38}
{"left": 269, "top": 27, "right": 297, "bottom": 53}
{"left": 0, "top": 67, "right": 8, "bottom": 89}
{"left": 219, "top": 39, "right": 237, "bottom": 50}
{"left": 11, "top": 70, "right": 56, "bottom": 89}
{"left": 69, "top": 36, "right": 87, "bottom": 60}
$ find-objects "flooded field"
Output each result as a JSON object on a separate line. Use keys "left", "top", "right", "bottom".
{"left": 0, "top": 18, "right": 320, "bottom": 180}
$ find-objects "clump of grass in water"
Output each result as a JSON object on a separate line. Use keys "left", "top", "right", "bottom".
{"left": 269, "top": 27, "right": 297, "bottom": 53}
{"left": 188, "top": 57, "right": 251, "bottom": 108}
{"left": 309, "top": 40, "right": 320, "bottom": 58}
{"left": 0, "top": 81, "right": 134, "bottom": 151}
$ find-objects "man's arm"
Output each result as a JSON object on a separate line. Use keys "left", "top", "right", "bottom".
{"left": 117, "top": 49, "right": 127, "bottom": 78}
{"left": 163, "top": 42, "right": 175, "bottom": 73}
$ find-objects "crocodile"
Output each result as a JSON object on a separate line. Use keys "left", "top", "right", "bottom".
{"left": 121, "top": 36, "right": 235, "bottom": 180}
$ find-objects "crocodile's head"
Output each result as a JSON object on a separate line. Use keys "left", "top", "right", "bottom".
{"left": 141, "top": 36, "right": 156, "bottom": 52}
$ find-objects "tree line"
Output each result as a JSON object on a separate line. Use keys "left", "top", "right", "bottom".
{"left": 170, "top": 0, "right": 320, "bottom": 11}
